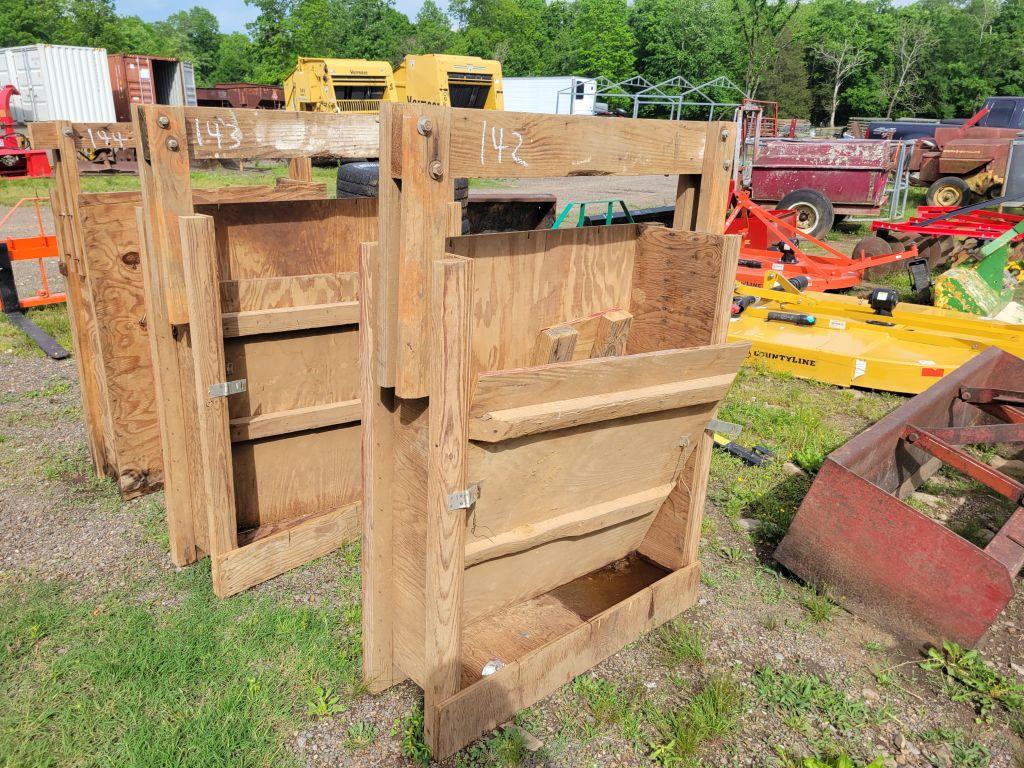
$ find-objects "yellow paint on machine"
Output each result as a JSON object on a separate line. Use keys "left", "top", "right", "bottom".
{"left": 728, "top": 274, "right": 1024, "bottom": 395}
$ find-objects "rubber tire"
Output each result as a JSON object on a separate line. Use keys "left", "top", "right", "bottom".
{"left": 925, "top": 176, "right": 971, "bottom": 208}
{"left": 777, "top": 189, "right": 835, "bottom": 239}
{"left": 336, "top": 161, "right": 469, "bottom": 200}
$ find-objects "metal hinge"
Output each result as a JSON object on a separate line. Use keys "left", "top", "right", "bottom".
{"left": 448, "top": 481, "right": 481, "bottom": 511}
{"left": 707, "top": 419, "right": 742, "bottom": 438}
{"left": 209, "top": 378, "right": 247, "bottom": 398}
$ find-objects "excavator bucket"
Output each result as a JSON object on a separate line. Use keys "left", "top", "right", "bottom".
{"left": 775, "top": 347, "right": 1024, "bottom": 648}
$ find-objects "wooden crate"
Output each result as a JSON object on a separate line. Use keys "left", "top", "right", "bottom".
{"left": 131, "top": 106, "right": 378, "bottom": 592}
{"left": 30, "top": 121, "right": 327, "bottom": 500}
{"left": 361, "top": 104, "right": 749, "bottom": 757}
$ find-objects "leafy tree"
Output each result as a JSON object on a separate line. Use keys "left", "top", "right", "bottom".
{"left": 411, "top": 0, "right": 456, "bottom": 53}
{"left": 209, "top": 33, "right": 255, "bottom": 84}
{"left": 552, "top": 0, "right": 636, "bottom": 79}
{"left": 758, "top": 26, "right": 812, "bottom": 118}
{"left": 731, "top": 0, "right": 800, "bottom": 95}
{"left": 158, "top": 7, "right": 222, "bottom": 85}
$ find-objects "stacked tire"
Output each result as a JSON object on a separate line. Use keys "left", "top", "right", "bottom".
{"left": 336, "top": 161, "right": 469, "bottom": 202}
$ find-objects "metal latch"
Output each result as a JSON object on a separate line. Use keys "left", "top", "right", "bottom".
{"left": 448, "top": 482, "right": 481, "bottom": 511}
{"left": 707, "top": 419, "right": 742, "bottom": 438}
{"left": 209, "top": 379, "right": 247, "bottom": 398}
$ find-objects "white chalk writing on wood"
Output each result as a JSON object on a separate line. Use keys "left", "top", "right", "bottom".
{"left": 478, "top": 120, "right": 527, "bottom": 168}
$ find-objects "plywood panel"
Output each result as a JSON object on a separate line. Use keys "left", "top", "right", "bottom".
{"left": 79, "top": 199, "right": 162, "bottom": 495}
{"left": 224, "top": 327, "right": 360, "bottom": 419}
{"left": 197, "top": 198, "right": 377, "bottom": 280}
{"left": 232, "top": 424, "right": 361, "bottom": 530}
{"left": 445, "top": 226, "right": 637, "bottom": 375}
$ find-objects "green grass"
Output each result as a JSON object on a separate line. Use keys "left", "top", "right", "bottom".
{"left": 342, "top": 721, "right": 377, "bottom": 750}
{"left": 649, "top": 673, "right": 746, "bottom": 766}
{"left": 456, "top": 727, "right": 528, "bottom": 767}
{"left": 655, "top": 620, "right": 707, "bottom": 665}
{"left": 0, "top": 565, "right": 363, "bottom": 767}
{"left": 800, "top": 585, "right": 838, "bottom": 623}
{"left": 0, "top": 304, "right": 74, "bottom": 357}
{"left": 916, "top": 727, "right": 991, "bottom": 768}
{"left": 392, "top": 701, "right": 432, "bottom": 765}
{"left": 920, "top": 641, "right": 1024, "bottom": 723}
{"left": 0, "top": 166, "right": 341, "bottom": 207}
{"left": 756, "top": 666, "right": 882, "bottom": 735}
{"left": 709, "top": 365, "right": 902, "bottom": 544}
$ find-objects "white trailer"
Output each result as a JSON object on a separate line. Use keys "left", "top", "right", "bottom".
{"left": 0, "top": 44, "right": 116, "bottom": 123}
{"left": 502, "top": 76, "right": 597, "bottom": 115}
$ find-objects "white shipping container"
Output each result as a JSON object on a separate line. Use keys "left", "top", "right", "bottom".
{"left": 502, "top": 76, "right": 597, "bottom": 115}
{"left": 0, "top": 44, "right": 116, "bottom": 123}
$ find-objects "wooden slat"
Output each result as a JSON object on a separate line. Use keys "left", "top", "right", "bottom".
{"left": 214, "top": 503, "right": 360, "bottom": 597}
{"left": 229, "top": 400, "right": 360, "bottom": 442}
{"left": 695, "top": 122, "right": 737, "bottom": 234}
{"left": 221, "top": 301, "right": 359, "bottom": 337}
{"left": 220, "top": 272, "right": 359, "bottom": 313}
{"left": 75, "top": 181, "right": 328, "bottom": 210}
{"left": 432, "top": 562, "right": 700, "bottom": 758}
{"left": 29, "top": 121, "right": 133, "bottom": 150}
{"left": 288, "top": 157, "right": 313, "bottom": 182}
{"left": 179, "top": 215, "right": 239, "bottom": 582}
{"left": 373, "top": 104, "right": 402, "bottom": 387}
{"left": 531, "top": 326, "right": 577, "bottom": 365}
{"left": 591, "top": 309, "right": 632, "bottom": 358}
{"left": 360, "top": 242, "right": 402, "bottom": 692}
{"left": 444, "top": 110, "right": 708, "bottom": 178}
{"left": 464, "top": 484, "right": 674, "bottom": 567}
{"left": 425, "top": 256, "right": 473, "bottom": 745}
{"left": 183, "top": 107, "right": 378, "bottom": 160}
{"left": 471, "top": 343, "right": 749, "bottom": 415}
{"left": 469, "top": 373, "right": 736, "bottom": 442}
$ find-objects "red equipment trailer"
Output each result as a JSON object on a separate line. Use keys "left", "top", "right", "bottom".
{"left": 0, "top": 85, "right": 51, "bottom": 178}
{"left": 775, "top": 347, "right": 1024, "bottom": 648}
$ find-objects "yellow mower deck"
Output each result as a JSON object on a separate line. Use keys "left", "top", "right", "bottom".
{"left": 728, "top": 273, "right": 1024, "bottom": 394}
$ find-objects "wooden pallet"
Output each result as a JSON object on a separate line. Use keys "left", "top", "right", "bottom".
{"left": 131, "top": 106, "right": 377, "bottom": 590}
{"left": 30, "top": 121, "right": 326, "bottom": 500}
{"left": 362, "top": 104, "right": 747, "bottom": 757}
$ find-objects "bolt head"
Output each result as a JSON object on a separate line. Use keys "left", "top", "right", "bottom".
{"left": 722, "top": 159, "right": 731, "bottom": 171}
{"left": 62, "top": 127, "right": 74, "bottom": 137}
{"left": 417, "top": 116, "right": 433, "bottom": 136}
{"left": 157, "top": 115, "right": 170, "bottom": 129}
{"left": 428, "top": 160, "right": 444, "bottom": 180}
{"left": 166, "top": 138, "right": 180, "bottom": 151}
{"left": 720, "top": 128, "right": 730, "bottom": 142}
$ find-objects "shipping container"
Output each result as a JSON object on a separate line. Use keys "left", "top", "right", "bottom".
{"left": 196, "top": 83, "right": 285, "bottom": 110}
{"left": 0, "top": 44, "right": 116, "bottom": 123}
{"left": 502, "top": 76, "right": 597, "bottom": 115}
{"left": 107, "top": 54, "right": 198, "bottom": 122}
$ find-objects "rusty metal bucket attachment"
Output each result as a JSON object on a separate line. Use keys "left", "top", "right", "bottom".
{"left": 775, "top": 347, "right": 1024, "bottom": 648}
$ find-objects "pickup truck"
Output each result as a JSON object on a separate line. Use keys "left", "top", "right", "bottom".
{"left": 867, "top": 96, "right": 1024, "bottom": 141}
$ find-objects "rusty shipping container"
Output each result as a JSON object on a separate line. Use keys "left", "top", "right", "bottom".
{"left": 107, "top": 53, "right": 197, "bottom": 122}
{"left": 195, "top": 83, "right": 284, "bottom": 110}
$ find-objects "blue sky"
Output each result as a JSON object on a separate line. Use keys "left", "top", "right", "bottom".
{"left": 115, "top": 0, "right": 426, "bottom": 33}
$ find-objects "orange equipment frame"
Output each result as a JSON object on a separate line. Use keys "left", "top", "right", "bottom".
{"left": 0, "top": 197, "right": 64, "bottom": 308}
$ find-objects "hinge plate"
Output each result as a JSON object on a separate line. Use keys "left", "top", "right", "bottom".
{"left": 707, "top": 418, "right": 742, "bottom": 438}
{"left": 209, "top": 378, "right": 247, "bottom": 398}
{"left": 448, "top": 481, "right": 481, "bottom": 511}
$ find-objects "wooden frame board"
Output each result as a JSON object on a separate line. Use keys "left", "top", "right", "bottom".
{"left": 32, "top": 120, "right": 326, "bottom": 501}
{"left": 133, "top": 106, "right": 377, "bottom": 590}
{"left": 361, "top": 104, "right": 744, "bottom": 758}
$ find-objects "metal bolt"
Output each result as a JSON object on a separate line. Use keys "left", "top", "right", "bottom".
{"left": 720, "top": 129, "right": 730, "bottom": 142}
{"left": 166, "top": 138, "right": 180, "bottom": 151}
{"left": 62, "top": 127, "right": 73, "bottom": 137}
{"left": 906, "top": 431, "right": 919, "bottom": 443}
{"left": 961, "top": 390, "right": 972, "bottom": 401}
{"left": 722, "top": 160, "right": 731, "bottom": 171}
{"left": 428, "top": 160, "right": 444, "bottom": 180}
{"left": 157, "top": 115, "right": 170, "bottom": 128}
{"left": 417, "top": 117, "right": 433, "bottom": 136}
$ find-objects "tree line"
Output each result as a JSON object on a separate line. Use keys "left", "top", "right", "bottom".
{"left": 1, "top": 0, "right": 1021, "bottom": 125}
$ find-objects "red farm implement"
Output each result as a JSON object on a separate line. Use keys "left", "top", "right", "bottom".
{"left": 0, "top": 85, "right": 51, "bottom": 179}
{"left": 775, "top": 347, "right": 1024, "bottom": 648}
{"left": 725, "top": 192, "right": 918, "bottom": 291}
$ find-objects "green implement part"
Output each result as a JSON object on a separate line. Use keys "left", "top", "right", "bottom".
{"left": 552, "top": 199, "right": 634, "bottom": 229}
{"left": 933, "top": 218, "right": 1024, "bottom": 319}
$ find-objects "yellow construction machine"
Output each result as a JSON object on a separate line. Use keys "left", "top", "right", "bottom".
{"left": 393, "top": 54, "right": 504, "bottom": 110}
{"left": 283, "top": 58, "right": 398, "bottom": 113}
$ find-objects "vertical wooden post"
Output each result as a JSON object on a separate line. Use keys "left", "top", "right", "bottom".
{"left": 51, "top": 123, "right": 112, "bottom": 477}
{"left": 695, "top": 121, "right": 737, "bottom": 235}
{"left": 360, "top": 241, "right": 401, "bottom": 692}
{"left": 424, "top": 256, "right": 472, "bottom": 748}
{"left": 179, "top": 214, "right": 239, "bottom": 594}
{"left": 134, "top": 104, "right": 202, "bottom": 566}
{"left": 394, "top": 104, "right": 453, "bottom": 399}
{"left": 287, "top": 156, "right": 313, "bottom": 182}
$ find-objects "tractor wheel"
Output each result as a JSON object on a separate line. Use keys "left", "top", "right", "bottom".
{"left": 852, "top": 235, "right": 893, "bottom": 260}
{"left": 926, "top": 176, "right": 971, "bottom": 208}
{"left": 777, "top": 189, "right": 835, "bottom": 239}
